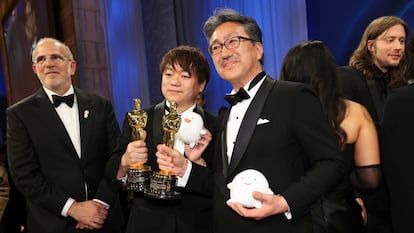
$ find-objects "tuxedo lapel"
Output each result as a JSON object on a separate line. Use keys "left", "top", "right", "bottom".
{"left": 76, "top": 88, "right": 93, "bottom": 158}
{"left": 153, "top": 102, "right": 165, "bottom": 145}
{"left": 34, "top": 89, "right": 78, "bottom": 156}
{"left": 219, "top": 109, "right": 230, "bottom": 177}
{"left": 227, "top": 77, "right": 275, "bottom": 175}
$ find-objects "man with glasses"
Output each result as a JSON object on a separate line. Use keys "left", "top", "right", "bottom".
{"left": 155, "top": 8, "right": 344, "bottom": 233}
{"left": 7, "top": 37, "right": 123, "bottom": 233}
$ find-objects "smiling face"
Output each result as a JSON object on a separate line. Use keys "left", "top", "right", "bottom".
{"left": 161, "top": 63, "right": 205, "bottom": 113}
{"left": 368, "top": 24, "right": 406, "bottom": 73}
{"left": 32, "top": 39, "right": 76, "bottom": 95}
{"left": 209, "top": 22, "right": 263, "bottom": 89}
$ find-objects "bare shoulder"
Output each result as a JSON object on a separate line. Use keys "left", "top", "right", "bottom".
{"left": 342, "top": 100, "right": 374, "bottom": 143}
{"left": 346, "top": 100, "right": 373, "bottom": 122}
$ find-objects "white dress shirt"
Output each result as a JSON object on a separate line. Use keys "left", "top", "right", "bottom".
{"left": 226, "top": 77, "right": 265, "bottom": 163}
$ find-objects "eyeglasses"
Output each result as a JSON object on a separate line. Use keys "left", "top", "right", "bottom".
{"left": 34, "top": 54, "right": 71, "bottom": 65}
{"left": 208, "top": 36, "right": 256, "bottom": 55}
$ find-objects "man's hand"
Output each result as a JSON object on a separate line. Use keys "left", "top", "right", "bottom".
{"left": 67, "top": 200, "right": 108, "bottom": 229}
{"left": 226, "top": 192, "right": 289, "bottom": 220}
{"left": 117, "top": 131, "right": 148, "bottom": 178}
{"left": 156, "top": 144, "right": 188, "bottom": 177}
{"left": 184, "top": 128, "right": 212, "bottom": 166}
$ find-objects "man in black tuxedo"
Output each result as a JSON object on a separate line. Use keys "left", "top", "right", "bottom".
{"left": 105, "top": 45, "right": 217, "bottom": 233}
{"left": 7, "top": 37, "right": 123, "bottom": 233}
{"left": 381, "top": 31, "right": 414, "bottom": 233}
{"left": 382, "top": 84, "right": 414, "bottom": 233}
{"left": 337, "top": 16, "right": 408, "bottom": 233}
{"left": 156, "top": 8, "right": 344, "bottom": 233}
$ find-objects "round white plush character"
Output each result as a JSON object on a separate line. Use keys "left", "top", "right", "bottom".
{"left": 227, "top": 169, "right": 273, "bottom": 208}
{"left": 176, "top": 112, "right": 205, "bottom": 148}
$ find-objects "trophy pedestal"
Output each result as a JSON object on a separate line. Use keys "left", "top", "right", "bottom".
{"left": 144, "top": 171, "right": 180, "bottom": 200}
{"left": 127, "top": 165, "right": 151, "bottom": 193}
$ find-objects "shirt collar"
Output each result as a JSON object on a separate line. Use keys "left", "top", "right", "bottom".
{"left": 43, "top": 86, "right": 75, "bottom": 104}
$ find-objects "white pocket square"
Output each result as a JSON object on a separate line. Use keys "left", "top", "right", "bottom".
{"left": 257, "top": 118, "right": 270, "bottom": 125}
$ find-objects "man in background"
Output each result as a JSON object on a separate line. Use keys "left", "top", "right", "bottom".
{"left": 7, "top": 37, "right": 123, "bottom": 233}
{"left": 337, "top": 16, "right": 408, "bottom": 233}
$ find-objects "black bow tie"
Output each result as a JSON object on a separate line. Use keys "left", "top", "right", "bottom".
{"left": 224, "top": 88, "right": 250, "bottom": 106}
{"left": 52, "top": 94, "right": 74, "bottom": 108}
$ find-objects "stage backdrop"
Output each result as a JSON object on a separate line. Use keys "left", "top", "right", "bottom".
{"left": 2, "top": 0, "right": 414, "bottom": 128}
{"left": 101, "top": 0, "right": 307, "bottom": 121}
{"left": 102, "top": 0, "right": 414, "bottom": 122}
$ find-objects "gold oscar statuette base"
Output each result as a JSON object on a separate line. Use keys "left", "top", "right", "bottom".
{"left": 144, "top": 170, "right": 181, "bottom": 200}
{"left": 127, "top": 164, "right": 151, "bottom": 193}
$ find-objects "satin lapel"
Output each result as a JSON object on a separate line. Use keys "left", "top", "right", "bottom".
{"left": 76, "top": 88, "right": 93, "bottom": 159}
{"left": 227, "top": 77, "right": 275, "bottom": 175}
{"left": 34, "top": 89, "right": 78, "bottom": 155}
{"left": 219, "top": 109, "right": 230, "bottom": 177}
{"left": 153, "top": 102, "right": 165, "bottom": 145}
{"left": 193, "top": 105, "right": 205, "bottom": 121}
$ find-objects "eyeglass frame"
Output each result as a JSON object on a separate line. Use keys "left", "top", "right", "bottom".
{"left": 208, "top": 36, "right": 257, "bottom": 55}
{"left": 33, "top": 54, "right": 72, "bottom": 66}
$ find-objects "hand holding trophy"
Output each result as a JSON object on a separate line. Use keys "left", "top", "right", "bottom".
{"left": 127, "top": 98, "right": 151, "bottom": 193}
{"left": 145, "top": 101, "right": 182, "bottom": 200}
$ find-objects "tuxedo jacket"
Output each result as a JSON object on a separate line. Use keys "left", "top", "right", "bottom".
{"left": 382, "top": 84, "right": 414, "bottom": 233}
{"left": 7, "top": 87, "right": 123, "bottom": 233}
{"left": 106, "top": 101, "right": 218, "bottom": 233}
{"left": 187, "top": 77, "right": 344, "bottom": 233}
{"left": 337, "top": 66, "right": 380, "bottom": 125}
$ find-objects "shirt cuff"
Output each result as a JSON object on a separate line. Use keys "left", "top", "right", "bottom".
{"left": 284, "top": 206, "right": 292, "bottom": 220}
{"left": 119, "top": 175, "right": 127, "bottom": 184}
{"left": 61, "top": 198, "right": 75, "bottom": 217}
{"left": 176, "top": 159, "right": 192, "bottom": 187}
{"left": 93, "top": 198, "right": 110, "bottom": 209}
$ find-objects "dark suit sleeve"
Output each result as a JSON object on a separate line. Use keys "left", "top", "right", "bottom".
{"left": 337, "top": 66, "right": 361, "bottom": 100}
{"left": 381, "top": 85, "right": 414, "bottom": 228}
{"left": 184, "top": 110, "right": 219, "bottom": 196}
{"left": 105, "top": 112, "right": 132, "bottom": 182}
{"left": 279, "top": 85, "right": 345, "bottom": 218}
{"left": 93, "top": 98, "right": 121, "bottom": 205}
{"left": 7, "top": 105, "right": 69, "bottom": 215}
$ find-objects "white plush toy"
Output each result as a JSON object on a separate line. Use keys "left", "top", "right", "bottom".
{"left": 176, "top": 112, "right": 205, "bottom": 148}
{"left": 227, "top": 169, "right": 273, "bottom": 208}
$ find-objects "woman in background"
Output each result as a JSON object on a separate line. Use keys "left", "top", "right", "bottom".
{"left": 279, "top": 40, "right": 381, "bottom": 233}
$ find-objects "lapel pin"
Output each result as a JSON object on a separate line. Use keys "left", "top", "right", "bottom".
{"left": 84, "top": 110, "right": 89, "bottom": 119}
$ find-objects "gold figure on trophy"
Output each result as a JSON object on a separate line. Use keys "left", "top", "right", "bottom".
{"left": 145, "top": 101, "right": 181, "bottom": 200}
{"left": 128, "top": 98, "right": 147, "bottom": 143}
{"left": 127, "top": 99, "right": 150, "bottom": 192}
{"left": 161, "top": 102, "right": 181, "bottom": 175}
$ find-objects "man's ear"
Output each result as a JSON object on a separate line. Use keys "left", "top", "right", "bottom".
{"left": 255, "top": 42, "right": 264, "bottom": 62}
{"left": 367, "top": 40, "right": 374, "bottom": 52}
{"left": 70, "top": 60, "right": 77, "bottom": 76}
{"left": 32, "top": 63, "right": 37, "bottom": 74}
{"left": 199, "top": 80, "right": 206, "bottom": 93}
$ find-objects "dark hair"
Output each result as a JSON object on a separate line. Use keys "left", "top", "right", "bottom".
{"left": 159, "top": 45, "right": 210, "bottom": 85}
{"left": 349, "top": 16, "right": 408, "bottom": 87}
{"left": 202, "top": 8, "right": 264, "bottom": 65}
{"left": 399, "top": 31, "right": 414, "bottom": 85}
{"left": 279, "top": 40, "right": 347, "bottom": 149}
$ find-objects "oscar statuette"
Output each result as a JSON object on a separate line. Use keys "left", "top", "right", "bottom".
{"left": 145, "top": 101, "right": 181, "bottom": 200}
{"left": 126, "top": 99, "right": 151, "bottom": 194}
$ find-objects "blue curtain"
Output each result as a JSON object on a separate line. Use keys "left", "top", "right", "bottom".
{"left": 101, "top": 0, "right": 307, "bottom": 122}
{"left": 100, "top": 0, "right": 152, "bottom": 123}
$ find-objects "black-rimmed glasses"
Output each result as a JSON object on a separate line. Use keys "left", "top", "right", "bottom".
{"left": 208, "top": 36, "right": 256, "bottom": 55}
{"left": 34, "top": 54, "right": 71, "bottom": 65}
